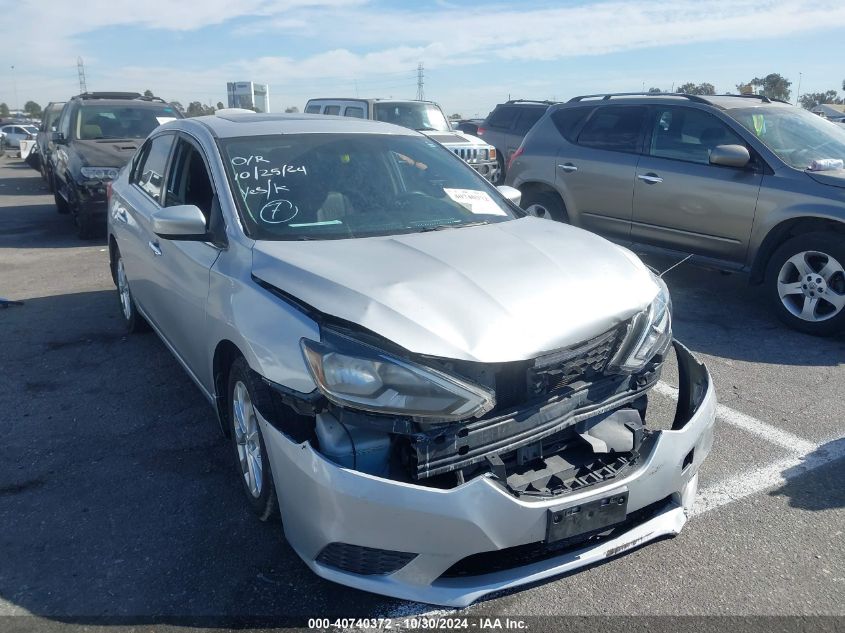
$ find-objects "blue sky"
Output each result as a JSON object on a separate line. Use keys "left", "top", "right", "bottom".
{"left": 3, "top": 0, "right": 845, "bottom": 117}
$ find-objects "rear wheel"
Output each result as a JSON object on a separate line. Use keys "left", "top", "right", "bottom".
{"left": 228, "top": 357, "right": 278, "bottom": 522}
{"left": 765, "top": 232, "right": 845, "bottom": 336}
{"left": 520, "top": 190, "right": 568, "bottom": 222}
{"left": 114, "top": 250, "right": 149, "bottom": 333}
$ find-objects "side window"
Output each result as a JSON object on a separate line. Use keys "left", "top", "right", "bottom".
{"left": 551, "top": 107, "right": 593, "bottom": 142}
{"left": 648, "top": 107, "right": 746, "bottom": 165}
{"left": 487, "top": 106, "right": 519, "bottom": 130}
{"left": 60, "top": 106, "right": 72, "bottom": 138}
{"left": 323, "top": 105, "right": 341, "bottom": 116}
{"left": 513, "top": 108, "right": 546, "bottom": 135}
{"left": 132, "top": 134, "right": 175, "bottom": 203}
{"left": 304, "top": 104, "right": 322, "bottom": 114}
{"left": 164, "top": 139, "right": 214, "bottom": 225}
{"left": 344, "top": 106, "right": 364, "bottom": 118}
{"left": 576, "top": 106, "right": 647, "bottom": 153}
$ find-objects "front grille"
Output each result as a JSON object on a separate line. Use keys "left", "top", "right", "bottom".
{"left": 439, "top": 496, "right": 671, "bottom": 578}
{"left": 527, "top": 324, "right": 626, "bottom": 397}
{"left": 315, "top": 542, "right": 417, "bottom": 576}
{"left": 452, "top": 147, "right": 486, "bottom": 162}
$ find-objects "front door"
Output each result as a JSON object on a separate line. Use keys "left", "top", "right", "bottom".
{"left": 631, "top": 106, "right": 763, "bottom": 263}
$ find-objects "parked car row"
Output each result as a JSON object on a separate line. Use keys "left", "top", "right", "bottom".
{"left": 19, "top": 85, "right": 843, "bottom": 608}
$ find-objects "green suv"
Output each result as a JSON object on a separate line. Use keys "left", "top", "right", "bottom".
{"left": 507, "top": 92, "right": 845, "bottom": 335}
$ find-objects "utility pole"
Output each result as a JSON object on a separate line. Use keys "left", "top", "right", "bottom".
{"left": 77, "top": 57, "right": 87, "bottom": 94}
{"left": 10, "top": 65, "right": 18, "bottom": 115}
{"left": 416, "top": 62, "right": 424, "bottom": 101}
{"left": 795, "top": 72, "right": 802, "bottom": 106}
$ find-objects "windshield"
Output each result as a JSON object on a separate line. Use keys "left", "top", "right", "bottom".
{"left": 75, "top": 104, "right": 179, "bottom": 140}
{"left": 221, "top": 133, "right": 518, "bottom": 241}
{"left": 729, "top": 106, "right": 845, "bottom": 169}
{"left": 373, "top": 102, "right": 451, "bottom": 132}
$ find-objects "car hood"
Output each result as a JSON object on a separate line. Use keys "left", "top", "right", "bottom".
{"left": 805, "top": 168, "right": 845, "bottom": 189}
{"left": 74, "top": 139, "right": 142, "bottom": 168}
{"left": 420, "top": 130, "right": 492, "bottom": 149}
{"left": 251, "top": 218, "right": 659, "bottom": 363}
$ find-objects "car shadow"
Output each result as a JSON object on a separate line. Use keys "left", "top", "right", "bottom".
{"left": 0, "top": 290, "right": 403, "bottom": 624}
{"left": 768, "top": 439, "right": 845, "bottom": 512}
{"left": 638, "top": 252, "right": 845, "bottom": 366}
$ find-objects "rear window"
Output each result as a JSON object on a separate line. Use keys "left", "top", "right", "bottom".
{"left": 75, "top": 104, "right": 179, "bottom": 140}
{"left": 323, "top": 106, "right": 341, "bottom": 116}
{"left": 344, "top": 106, "right": 365, "bottom": 118}
{"left": 304, "top": 105, "right": 322, "bottom": 114}
{"left": 576, "top": 106, "right": 647, "bottom": 153}
{"left": 487, "top": 106, "right": 519, "bottom": 130}
{"left": 551, "top": 107, "right": 593, "bottom": 142}
{"left": 513, "top": 108, "right": 546, "bottom": 134}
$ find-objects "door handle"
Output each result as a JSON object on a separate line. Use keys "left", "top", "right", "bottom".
{"left": 148, "top": 240, "right": 162, "bottom": 256}
{"left": 637, "top": 173, "right": 663, "bottom": 184}
{"left": 557, "top": 163, "right": 578, "bottom": 172}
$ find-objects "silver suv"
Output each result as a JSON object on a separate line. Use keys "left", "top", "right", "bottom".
{"left": 106, "top": 112, "right": 714, "bottom": 606}
{"left": 507, "top": 93, "right": 845, "bottom": 336}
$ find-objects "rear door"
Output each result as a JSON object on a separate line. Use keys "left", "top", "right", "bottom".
{"left": 142, "top": 134, "right": 223, "bottom": 380}
{"left": 556, "top": 105, "right": 647, "bottom": 242}
{"left": 509, "top": 106, "right": 546, "bottom": 154}
{"left": 631, "top": 105, "right": 762, "bottom": 262}
{"left": 482, "top": 105, "right": 519, "bottom": 160}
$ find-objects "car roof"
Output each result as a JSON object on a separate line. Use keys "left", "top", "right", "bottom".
{"left": 188, "top": 112, "right": 421, "bottom": 139}
{"left": 557, "top": 92, "right": 795, "bottom": 111}
{"left": 72, "top": 98, "right": 173, "bottom": 108}
{"left": 307, "top": 97, "right": 439, "bottom": 106}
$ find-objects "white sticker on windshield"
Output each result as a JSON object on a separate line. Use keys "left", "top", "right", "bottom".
{"left": 156, "top": 117, "right": 177, "bottom": 125}
{"left": 443, "top": 188, "right": 506, "bottom": 216}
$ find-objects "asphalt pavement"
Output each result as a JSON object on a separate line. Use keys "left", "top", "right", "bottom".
{"left": 0, "top": 156, "right": 842, "bottom": 629}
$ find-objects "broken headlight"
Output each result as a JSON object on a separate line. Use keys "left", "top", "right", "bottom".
{"left": 300, "top": 334, "right": 495, "bottom": 422}
{"left": 609, "top": 274, "right": 672, "bottom": 373}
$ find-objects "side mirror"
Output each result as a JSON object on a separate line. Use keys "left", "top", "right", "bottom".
{"left": 497, "top": 185, "right": 522, "bottom": 207}
{"left": 709, "top": 144, "right": 750, "bottom": 168}
{"left": 51, "top": 131, "right": 66, "bottom": 144}
{"left": 151, "top": 205, "right": 207, "bottom": 240}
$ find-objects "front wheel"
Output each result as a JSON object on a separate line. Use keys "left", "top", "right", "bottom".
{"left": 228, "top": 357, "right": 278, "bottom": 522}
{"left": 765, "top": 232, "right": 845, "bottom": 336}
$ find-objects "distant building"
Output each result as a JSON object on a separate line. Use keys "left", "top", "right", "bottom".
{"left": 226, "top": 82, "right": 270, "bottom": 113}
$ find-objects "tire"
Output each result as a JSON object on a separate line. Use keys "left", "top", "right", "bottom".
{"left": 765, "top": 232, "right": 845, "bottom": 336}
{"left": 227, "top": 357, "right": 279, "bottom": 522}
{"left": 520, "top": 190, "right": 568, "bottom": 222}
{"left": 113, "top": 249, "right": 150, "bottom": 333}
{"left": 54, "top": 185, "right": 69, "bottom": 214}
{"left": 76, "top": 211, "right": 101, "bottom": 240}
{"left": 494, "top": 153, "right": 506, "bottom": 185}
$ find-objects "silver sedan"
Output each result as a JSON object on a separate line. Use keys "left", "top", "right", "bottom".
{"left": 107, "top": 112, "right": 716, "bottom": 606}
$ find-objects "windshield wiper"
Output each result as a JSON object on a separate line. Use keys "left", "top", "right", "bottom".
{"left": 417, "top": 221, "right": 490, "bottom": 232}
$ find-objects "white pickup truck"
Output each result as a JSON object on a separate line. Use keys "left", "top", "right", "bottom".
{"left": 304, "top": 98, "right": 499, "bottom": 182}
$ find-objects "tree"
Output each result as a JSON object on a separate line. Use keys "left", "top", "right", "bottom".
{"left": 23, "top": 101, "right": 42, "bottom": 118}
{"left": 143, "top": 89, "right": 154, "bottom": 98}
{"left": 0, "top": 102, "right": 9, "bottom": 117}
{"left": 185, "top": 101, "right": 215, "bottom": 117}
{"left": 216, "top": 102, "right": 225, "bottom": 110}
{"left": 449, "top": 113, "right": 463, "bottom": 120}
{"left": 799, "top": 90, "right": 844, "bottom": 110}
{"left": 647, "top": 87, "right": 663, "bottom": 93}
{"left": 284, "top": 106, "right": 299, "bottom": 113}
{"left": 736, "top": 73, "right": 792, "bottom": 101}
{"left": 677, "top": 82, "right": 716, "bottom": 95}
{"left": 168, "top": 101, "right": 185, "bottom": 114}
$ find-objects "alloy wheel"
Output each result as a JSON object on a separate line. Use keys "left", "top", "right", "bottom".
{"left": 777, "top": 250, "right": 845, "bottom": 322}
{"left": 116, "top": 258, "right": 132, "bottom": 321}
{"left": 232, "top": 381, "right": 263, "bottom": 498}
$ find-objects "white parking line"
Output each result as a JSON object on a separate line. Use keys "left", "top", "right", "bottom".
{"left": 692, "top": 437, "right": 845, "bottom": 516}
{"left": 652, "top": 381, "right": 817, "bottom": 454}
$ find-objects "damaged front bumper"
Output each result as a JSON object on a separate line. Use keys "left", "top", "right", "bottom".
{"left": 259, "top": 341, "right": 716, "bottom": 607}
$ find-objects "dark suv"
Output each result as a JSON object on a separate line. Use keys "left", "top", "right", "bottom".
{"left": 477, "top": 100, "right": 557, "bottom": 182}
{"left": 507, "top": 92, "right": 845, "bottom": 335}
{"left": 37, "top": 101, "right": 66, "bottom": 190}
{"left": 50, "top": 92, "right": 182, "bottom": 238}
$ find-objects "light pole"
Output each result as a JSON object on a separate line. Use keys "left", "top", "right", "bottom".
{"left": 10, "top": 65, "right": 19, "bottom": 116}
